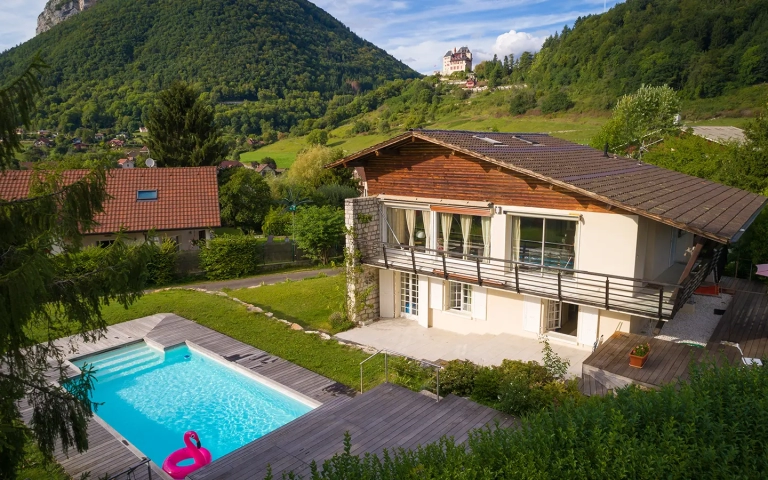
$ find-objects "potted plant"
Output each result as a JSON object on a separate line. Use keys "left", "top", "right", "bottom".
{"left": 629, "top": 342, "right": 650, "bottom": 368}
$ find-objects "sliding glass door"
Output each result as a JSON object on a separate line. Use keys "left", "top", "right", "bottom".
{"left": 385, "top": 207, "right": 430, "bottom": 248}
{"left": 511, "top": 216, "right": 577, "bottom": 271}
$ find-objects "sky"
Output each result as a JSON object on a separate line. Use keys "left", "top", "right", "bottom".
{"left": 2, "top": 0, "right": 622, "bottom": 73}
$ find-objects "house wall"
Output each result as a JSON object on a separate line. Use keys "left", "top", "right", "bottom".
{"left": 85, "top": 228, "right": 211, "bottom": 251}
{"left": 639, "top": 218, "right": 695, "bottom": 281}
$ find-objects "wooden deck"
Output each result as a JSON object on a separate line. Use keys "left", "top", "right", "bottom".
{"left": 582, "top": 331, "right": 742, "bottom": 392}
{"left": 189, "top": 383, "right": 516, "bottom": 480}
{"left": 35, "top": 313, "right": 355, "bottom": 480}
{"left": 710, "top": 277, "right": 768, "bottom": 359}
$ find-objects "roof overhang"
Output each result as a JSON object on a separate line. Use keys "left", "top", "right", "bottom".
{"left": 326, "top": 131, "right": 768, "bottom": 244}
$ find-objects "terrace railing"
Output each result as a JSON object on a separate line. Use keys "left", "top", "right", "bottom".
{"left": 360, "top": 349, "right": 442, "bottom": 401}
{"left": 360, "top": 241, "right": 710, "bottom": 320}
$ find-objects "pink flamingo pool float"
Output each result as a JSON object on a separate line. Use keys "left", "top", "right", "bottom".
{"left": 162, "top": 431, "right": 212, "bottom": 479}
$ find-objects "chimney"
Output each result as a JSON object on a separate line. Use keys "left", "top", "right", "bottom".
{"left": 603, "top": 143, "right": 609, "bottom": 157}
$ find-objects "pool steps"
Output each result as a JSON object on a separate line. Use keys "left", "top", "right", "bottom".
{"left": 74, "top": 343, "right": 165, "bottom": 383}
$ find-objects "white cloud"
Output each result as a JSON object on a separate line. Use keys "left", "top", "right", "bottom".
{"left": 492, "top": 29, "right": 546, "bottom": 57}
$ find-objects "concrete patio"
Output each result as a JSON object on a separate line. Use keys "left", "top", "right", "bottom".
{"left": 336, "top": 318, "right": 592, "bottom": 377}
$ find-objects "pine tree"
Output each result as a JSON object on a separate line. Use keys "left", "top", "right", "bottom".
{"left": 146, "top": 81, "right": 228, "bottom": 167}
{"left": 0, "top": 58, "right": 154, "bottom": 477}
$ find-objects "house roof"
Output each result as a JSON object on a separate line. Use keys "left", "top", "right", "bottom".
{"left": 328, "top": 130, "right": 768, "bottom": 244}
{"left": 0, "top": 167, "right": 221, "bottom": 234}
{"left": 690, "top": 126, "right": 746, "bottom": 145}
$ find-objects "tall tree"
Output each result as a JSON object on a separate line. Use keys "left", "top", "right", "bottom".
{"left": 218, "top": 168, "right": 272, "bottom": 232}
{"left": 0, "top": 59, "right": 154, "bottom": 477}
{"left": 147, "top": 81, "right": 228, "bottom": 167}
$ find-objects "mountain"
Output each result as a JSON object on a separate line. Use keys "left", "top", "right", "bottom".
{"left": 529, "top": 0, "right": 768, "bottom": 106}
{"left": 37, "top": 0, "right": 99, "bottom": 35}
{"left": 0, "top": 0, "right": 418, "bottom": 134}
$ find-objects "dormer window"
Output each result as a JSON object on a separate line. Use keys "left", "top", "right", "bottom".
{"left": 137, "top": 190, "right": 158, "bottom": 201}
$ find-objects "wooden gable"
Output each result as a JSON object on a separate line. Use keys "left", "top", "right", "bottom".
{"left": 358, "top": 139, "right": 616, "bottom": 213}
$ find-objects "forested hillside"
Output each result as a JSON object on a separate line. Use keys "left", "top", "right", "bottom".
{"left": 529, "top": 0, "right": 768, "bottom": 106}
{"left": 0, "top": 0, "right": 418, "bottom": 134}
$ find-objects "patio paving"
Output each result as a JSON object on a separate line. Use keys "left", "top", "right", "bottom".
{"left": 335, "top": 318, "right": 592, "bottom": 377}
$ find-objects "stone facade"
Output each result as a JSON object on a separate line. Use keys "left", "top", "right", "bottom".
{"left": 345, "top": 196, "right": 381, "bottom": 325}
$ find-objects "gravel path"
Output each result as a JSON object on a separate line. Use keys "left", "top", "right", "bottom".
{"left": 188, "top": 268, "right": 340, "bottom": 291}
{"left": 657, "top": 293, "right": 732, "bottom": 345}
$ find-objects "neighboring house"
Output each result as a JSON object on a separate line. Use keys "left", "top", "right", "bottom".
{"left": 139, "top": 126, "right": 148, "bottom": 133}
{"left": 331, "top": 130, "right": 767, "bottom": 349}
{"left": 37, "top": 130, "right": 50, "bottom": 136}
{"left": 117, "top": 158, "right": 135, "bottom": 169}
{"left": 140, "top": 145, "right": 150, "bottom": 155}
{"left": 15, "top": 128, "right": 24, "bottom": 135}
{"left": 249, "top": 163, "right": 278, "bottom": 177}
{"left": 218, "top": 160, "right": 244, "bottom": 170}
{"left": 109, "top": 139, "right": 125, "bottom": 148}
{"left": 442, "top": 46, "right": 472, "bottom": 75}
{"left": 94, "top": 132, "right": 105, "bottom": 141}
{"left": 690, "top": 126, "right": 747, "bottom": 145}
{"left": 0, "top": 167, "right": 221, "bottom": 251}
{"left": 34, "top": 137, "right": 51, "bottom": 147}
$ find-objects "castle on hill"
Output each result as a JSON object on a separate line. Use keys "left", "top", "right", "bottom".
{"left": 442, "top": 47, "right": 472, "bottom": 75}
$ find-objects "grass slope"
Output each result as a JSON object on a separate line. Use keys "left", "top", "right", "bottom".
{"left": 228, "top": 275, "right": 344, "bottom": 333}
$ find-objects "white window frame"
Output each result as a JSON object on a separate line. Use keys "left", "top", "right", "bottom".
{"left": 447, "top": 281, "right": 472, "bottom": 313}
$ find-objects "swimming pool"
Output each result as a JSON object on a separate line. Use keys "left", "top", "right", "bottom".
{"left": 68, "top": 342, "right": 314, "bottom": 465}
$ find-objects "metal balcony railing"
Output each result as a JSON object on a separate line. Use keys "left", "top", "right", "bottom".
{"left": 358, "top": 241, "right": 715, "bottom": 320}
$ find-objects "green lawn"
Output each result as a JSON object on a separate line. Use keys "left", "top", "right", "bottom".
{"left": 228, "top": 274, "right": 345, "bottom": 333}
{"left": 95, "top": 289, "right": 383, "bottom": 389}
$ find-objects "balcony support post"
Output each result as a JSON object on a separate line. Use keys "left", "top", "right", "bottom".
{"left": 658, "top": 286, "right": 664, "bottom": 321}
{"left": 514, "top": 264, "right": 520, "bottom": 294}
{"left": 557, "top": 271, "right": 562, "bottom": 301}
{"left": 410, "top": 246, "right": 417, "bottom": 275}
{"left": 442, "top": 252, "right": 448, "bottom": 280}
{"left": 476, "top": 257, "right": 483, "bottom": 287}
{"left": 605, "top": 277, "right": 610, "bottom": 310}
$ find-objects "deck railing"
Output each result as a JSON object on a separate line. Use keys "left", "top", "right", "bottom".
{"left": 359, "top": 241, "right": 711, "bottom": 320}
{"left": 360, "top": 349, "right": 442, "bottom": 401}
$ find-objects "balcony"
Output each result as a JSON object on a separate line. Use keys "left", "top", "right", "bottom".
{"left": 358, "top": 241, "right": 719, "bottom": 321}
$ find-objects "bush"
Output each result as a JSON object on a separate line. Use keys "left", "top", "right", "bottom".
{"left": 199, "top": 234, "right": 263, "bottom": 280}
{"left": 389, "top": 357, "right": 433, "bottom": 392}
{"left": 351, "top": 119, "right": 371, "bottom": 134}
{"left": 540, "top": 90, "right": 574, "bottom": 114}
{"left": 471, "top": 366, "right": 502, "bottom": 403}
{"left": 292, "top": 205, "right": 345, "bottom": 264}
{"left": 328, "top": 311, "right": 354, "bottom": 332}
{"left": 440, "top": 360, "right": 478, "bottom": 397}
{"left": 306, "top": 129, "right": 328, "bottom": 146}
{"left": 509, "top": 90, "right": 537, "bottom": 115}
{"left": 377, "top": 118, "right": 390, "bottom": 134}
{"left": 314, "top": 183, "right": 359, "bottom": 208}
{"left": 146, "top": 238, "right": 178, "bottom": 286}
{"left": 262, "top": 207, "right": 292, "bottom": 236}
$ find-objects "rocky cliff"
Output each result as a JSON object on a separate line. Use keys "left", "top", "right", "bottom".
{"left": 37, "top": 0, "right": 98, "bottom": 35}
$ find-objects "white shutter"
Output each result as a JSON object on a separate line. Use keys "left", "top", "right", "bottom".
{"left": 417, "top": 276, "right": 430, "bottom": 328}
{"left": 577, "top": 306, "right": 599, "bottom": 346}
{"left": 472, "top": 285, "right": 487, "bottom": 320}
{"left": 429, "top": 278, "right": 444, "bottom": 310}
{"left": 379, "top": 270, "right": 395, "bottom": 318}
{"left": 522, "top": 296, "right": 542, "bottom": 334}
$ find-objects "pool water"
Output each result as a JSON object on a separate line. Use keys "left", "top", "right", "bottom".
{"left": 69, "top": 342, "right": 313, "bottom": 464}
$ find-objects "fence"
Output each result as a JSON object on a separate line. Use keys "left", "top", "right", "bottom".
{"left": 360, "top": 349, "right": 443, "bottom": 401}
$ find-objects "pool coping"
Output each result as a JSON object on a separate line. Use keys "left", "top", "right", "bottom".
{"left": 37, "top": 313, "right": 356, "bottom": 480}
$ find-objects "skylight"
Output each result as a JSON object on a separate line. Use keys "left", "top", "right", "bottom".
{"left": 472, "top": 135, "right": 505, "bottom": 145}
{"left": 136, "top": 190, "right": 158, "bottom": 201}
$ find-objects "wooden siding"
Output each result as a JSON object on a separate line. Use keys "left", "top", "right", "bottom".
{"left": 361, "top": 141, "right": 617, "bottom": 213}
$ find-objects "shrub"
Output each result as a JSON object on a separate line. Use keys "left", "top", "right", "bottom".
{"left": 328, "top": 311, "right": 354, "bottom": 332}
{"left": 314, "top": 184, "right": 359, "bottom": 208}
{"left": 292, "top": 205, "right": 345, "bottom": 264}
{"left": 306, "top": 129, "right": 328, "bottom": 146}
{"left": 471, "top": 366, "right": 502, "bottom": 403}
{"left": 262, "top": 207, "right": 292, "bottom": 236}
{"left": 351, "top": 119, "right": 371, "bottom": 134}
{"left": 540, "top": 91, "right": 574, "bottom": 114}
{"left": 509, "top": 90, "right": 537, "bottom": 115}
{"left": 440, "top": 360, "right": 478, "bottom": 397}
{"left": 389, "top": 357, "right": 433, "bottom": 392}
{"left": 146, "top": 238, "right": 178, "bottom": 286}
{"left": 199, "top": 234, "right": 263, "bottom": 280}
{"left": 377, "top": 118, "right": 390, "bottom": 134}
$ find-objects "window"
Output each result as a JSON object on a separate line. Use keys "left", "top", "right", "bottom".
{"left": 198, "top": 230, "right": 207, "bottom": 241}
{"left": 449, "top": 282, "right": 472, "bottom": 313}
{"left": 400, "top": 273, "right": 419, "bottom": 317}
{"left": 96, "top": 240, "right": 115, "bottom": 248}
{"left": 136, "top": 190, "right": 158, "bottom": 201}
{"left": 437, "top": 213, "right": 491, "bottom": 258}
{"left": 510, "top": 216, "right": 576, "bottom": 271}
{"left": 385, "top": 207, "right": 430, "bottom": 248}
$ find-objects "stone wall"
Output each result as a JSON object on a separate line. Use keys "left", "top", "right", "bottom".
{"left": 345, "top": 196, "right": 381, "bottom": 325}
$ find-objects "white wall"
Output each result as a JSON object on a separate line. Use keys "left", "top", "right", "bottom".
{"left": 85, "top": 229, "right": 210, "bottom": 251}
{"left": 577, "top": 211, "right": 640, "bottom": 278}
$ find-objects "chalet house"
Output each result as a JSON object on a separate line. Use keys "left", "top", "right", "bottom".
{"left": 109, "top": 139, "right": 125, "bottom": 148}
{"left": 218, "top": 160, "right": 244, "bottom": 170}
{"left": 140, "top": 146, "right": 150, "bottom": 155}
{"left": 331, "top": 130, "right": 767, "bottom": 348}
{"left": 0, "top": 167, "right": 221, "bottom": 251}
{"left": 34, "top": 137, "right": 51, "bottom": 147}
{"left": 94, "top": 132, "right": 105, "bottom": 141}
{"left": 248, "top": 162, "right": 284, "bottom": 177}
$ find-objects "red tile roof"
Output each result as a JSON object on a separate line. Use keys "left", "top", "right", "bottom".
{"left": 0, "top": 167, "right": 221, "bottom": 233}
